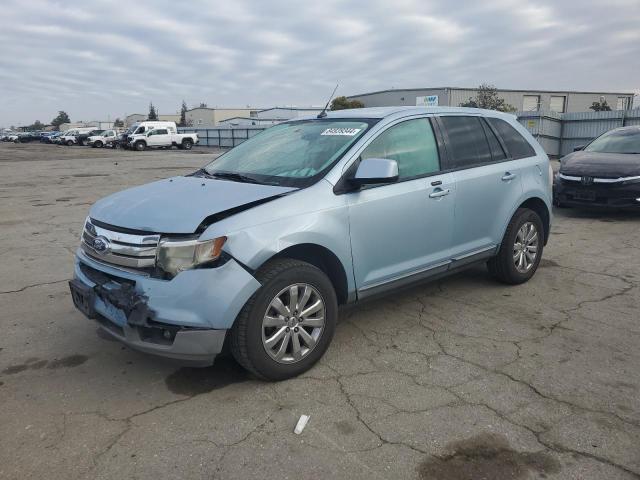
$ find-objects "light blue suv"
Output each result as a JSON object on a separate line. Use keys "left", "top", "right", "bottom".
{"left": 70, "top": 107, "right": 551, "bottom": 380}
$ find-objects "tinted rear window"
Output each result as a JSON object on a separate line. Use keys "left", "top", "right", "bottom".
{"left": 482, "top": 120, "right": 507, "bottom": 161}
{"left": 440, "top": 116, "right": 492, "bottom": 169}
{"left": 488, "top": 118, "right": 536, "bottom": 159}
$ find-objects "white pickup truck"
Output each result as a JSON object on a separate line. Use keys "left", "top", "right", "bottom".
{"left": 127, "top": 121, "right": 198, "bottom": 151}
{"left": 87, "top": 129, "right": 119, "bottom": 148}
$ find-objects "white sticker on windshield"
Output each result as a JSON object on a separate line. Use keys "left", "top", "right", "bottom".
{"left": 321, "top": 128, "right": 362, "bottom": 136}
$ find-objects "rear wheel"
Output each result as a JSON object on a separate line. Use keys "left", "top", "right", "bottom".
{"left": 488, "top": 208, "right": 544, "bottom": 285}
{"left": 182, "top": 139, "right": 193, "bottom": 150}
{"left": 230, "top": 259, "right": 337, "bottom": 381}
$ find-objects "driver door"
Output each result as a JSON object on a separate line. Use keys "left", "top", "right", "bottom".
{"left": 346, "top": 118, "right": 456, "bottom": 297}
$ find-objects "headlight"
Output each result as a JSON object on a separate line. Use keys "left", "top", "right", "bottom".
{"left": 156, "top": 236, "right": 227, "bottom": 276}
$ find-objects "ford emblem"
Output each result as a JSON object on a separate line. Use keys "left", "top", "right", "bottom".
{"left": 93, "top": 236, "right": 110, "bottom": 254}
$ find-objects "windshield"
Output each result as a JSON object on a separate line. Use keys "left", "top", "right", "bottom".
{"left": 585, "top": 128, "right": 640, "bottom": 154}
{"left": 125, "top": 125, "right": 137, "bottom": 134}
{"left": 203, "top": 119, "right": 374, "bottom": 186}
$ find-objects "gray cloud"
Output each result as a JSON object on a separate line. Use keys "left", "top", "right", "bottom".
{"left": 0, "top": 0, "right": 638, "bottom": 126}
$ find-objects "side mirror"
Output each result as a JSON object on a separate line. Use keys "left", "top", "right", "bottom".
{"left": 351, "top": 158, "right": 399, "bottom": 186}
{"left": 573, "top": 145, "right": 585, "bottom": 152}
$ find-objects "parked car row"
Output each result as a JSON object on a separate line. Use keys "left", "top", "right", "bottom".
{"left": 1, "top": 131, "right": 43, "bottom": 143}
{"left": 22, "top": 121, "right": 200, "bottom": 151}
{"left": 118, "top": 121, "right": 199, "bottom": 150}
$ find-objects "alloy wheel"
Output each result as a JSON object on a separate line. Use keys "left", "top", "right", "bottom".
{"left": 513, "top": 222, "right": 539, "bottom": 273}
{"left": 261, "top": 283, "right": 325, "bottom": 364}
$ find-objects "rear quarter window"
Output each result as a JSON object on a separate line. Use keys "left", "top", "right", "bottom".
{"left": 488, "top": 118, "right": 536, "bottom": 159}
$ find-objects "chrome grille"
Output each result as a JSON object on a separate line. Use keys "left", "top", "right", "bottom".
{"left": 81, "top": 219, "right": 160, "bottom": 270}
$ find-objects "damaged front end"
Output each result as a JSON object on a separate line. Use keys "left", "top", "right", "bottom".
{"left": 70, "top": 244, "right": 261, "bottom": 365}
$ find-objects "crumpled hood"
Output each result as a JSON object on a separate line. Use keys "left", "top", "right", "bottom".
{"left": 90, "top": 176, "right": 297, "bottom": 234}
{"left": 561, "top": 151, "right": 640, "bottom": 177}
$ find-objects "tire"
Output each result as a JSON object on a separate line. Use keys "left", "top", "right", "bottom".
{"left": 66, "top": 140, "right": 74, "bottom": 146}
{"left": 95, "top": 140, "right": 103, "bottom": 148}
{"left": 182, "top": 139, "right": 193, "bottom": 150}
{"left": 487, "top": 208, "right": 544, "bottom": 285}
{"left": 134, "top": 141, "right": 146, "bottom": 151}
{"left": 230, "top": 259, "right": 337, "bottom": 381}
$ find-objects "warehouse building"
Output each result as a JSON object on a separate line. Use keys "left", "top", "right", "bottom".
{"left": 347, "top": 87, "right": 635, "bottom": 113}
{"left": 186, "top": 108, "right": 258, "bottom": 127}
{"left": 124, "top": 113, "right": 180, "bottom": 127}
{"left": 253, "top": 107, "right": 323, "bottom": 120}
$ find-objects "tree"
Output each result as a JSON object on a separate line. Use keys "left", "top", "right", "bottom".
{"left": 179, "top": 100, "right": 188, "bottom": 127}
{"left": 459, "top": 83, "right": 516, "bottom": 112}
{"left": 589, "top": 99, "right": 612, "bottom": 112}
{"left": 199, "top": 102, "right": 208, "bottom": 108}
{"left": 113, "top": 118, "right": 124, "bottom": 127}
{"left": 31, "top": 120, "right": 44, "bottom": 131}
{"left": 329, "top": 96, "right": 365, "bottom": 111}
{"left": 148, "top": 102, "right": 158, "bottom": 120}
{"left": 51, "top": 111, "right": 70, "bottom": 129}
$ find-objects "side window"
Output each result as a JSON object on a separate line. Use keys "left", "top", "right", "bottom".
{"left": 137, "top": 126, "right": 146, "bottom": 134}
{"left": 440, "top": 116, "right": 492, "bottom": 169}
{"left": 487, "top": 118, "right": 536, "bottom": 159}
{"left": 481, "top": 120, "right": 506, "bottom": 161}
{"left": 361, "top": 119, "right": 440, "bottom": 180}
{"left": 156, "top": 129, "right": 168, "bottom": 135}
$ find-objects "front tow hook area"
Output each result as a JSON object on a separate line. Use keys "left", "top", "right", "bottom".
{"left": 70, "top": 267, "right": 157, "bottom": 328}
{"left": 93, "top": 281, "right": 156, "bottom": 327}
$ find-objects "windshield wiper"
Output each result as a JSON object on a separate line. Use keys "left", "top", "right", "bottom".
{"left": 207, "top": 171, "right": 264, "bottom": 185}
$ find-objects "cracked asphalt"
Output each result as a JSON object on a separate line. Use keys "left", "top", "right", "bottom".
{"left": 1, "top": 142, "right": 639, "bottom": 479}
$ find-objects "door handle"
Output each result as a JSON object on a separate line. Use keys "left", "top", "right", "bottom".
{"left": 429, "top": 188, "right": 450, "bottom": 198}
{"left": 501, "top": 172, "right": 517, "bottom": 181}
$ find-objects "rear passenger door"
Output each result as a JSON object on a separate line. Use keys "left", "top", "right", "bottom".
{"left": 437, "top": 115, "right": 523, "bottom": 259}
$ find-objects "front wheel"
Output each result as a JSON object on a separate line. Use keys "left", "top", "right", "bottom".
{"left": 488, "top": 208, "right": 544, "bottom": 285}
{"left": 94, "top": 140, "right": 103, "bottom": 148}
{"left": 134, "top": 141, "right": 146, "bottom": 151}
{"left": 66, "top": 140, "right": 74, "bottom": 146}
{"left": 230, "top": 259, "right": 337, "bottom": 381}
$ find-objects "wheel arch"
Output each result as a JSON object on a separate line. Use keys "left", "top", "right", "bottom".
{"left": 516, "top": 196, "right": 550, "bottom": 245}
{"left": 267, "top": 243, "right": 349, "bottom": 305}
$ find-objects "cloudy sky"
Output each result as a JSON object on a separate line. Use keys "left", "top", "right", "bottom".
{"left": 0, "top": 0, "right": 638, "bottom": 126}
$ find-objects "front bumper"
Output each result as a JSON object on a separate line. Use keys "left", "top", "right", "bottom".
{"left": 71, "top": 248, "right": 261, "bottom": 365}
{"left": 554, "top": 177, "right": 640, "bottom": 209}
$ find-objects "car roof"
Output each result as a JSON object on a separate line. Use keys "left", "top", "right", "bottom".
{"left": 299, "top": 106, "right": 516, "bottom": 121}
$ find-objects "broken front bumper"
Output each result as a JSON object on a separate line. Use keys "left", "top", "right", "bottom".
{"left": 71, "top": 248, "right": 261, "bottom": 365}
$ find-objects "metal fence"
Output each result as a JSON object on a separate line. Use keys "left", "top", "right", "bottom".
{"left": 517, "top": 108, "right": 640, "bottom": 157}
{"left": 181, "top": 109, "right": 640, "bottom": 158}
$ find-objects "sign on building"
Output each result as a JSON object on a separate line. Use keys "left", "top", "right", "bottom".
{"left": 416, "top": 95, "right": 439, "bottom": 107}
